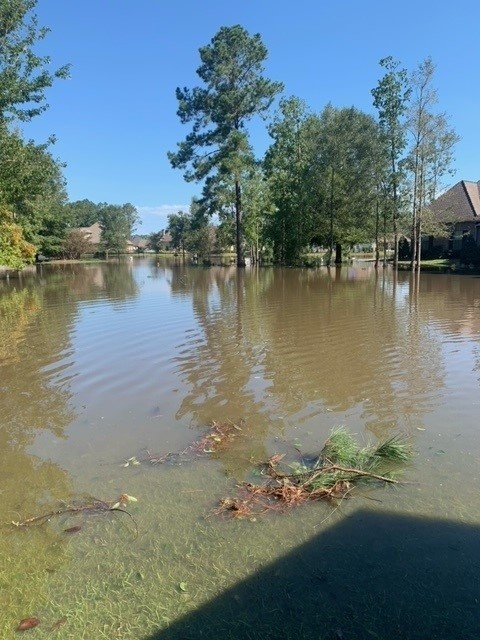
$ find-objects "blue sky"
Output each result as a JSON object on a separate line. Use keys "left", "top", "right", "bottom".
{"left": 25, "top": 0, "right": 480, "bottom": 234}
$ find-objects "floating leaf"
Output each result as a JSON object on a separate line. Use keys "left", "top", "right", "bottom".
{"left": 17, "top": 617, "right": 40, "bottom": 631}
{"left": 179, "top": 582, "right": 187, "bottom": 592}
{"left": 124, "top": 457, "right": 140, "bottom": 467}
{"left": 64, "top": 525, "right": 81, "bottom": 534}
{"left": 111, "top": 502, "right": 121, "bottom": 510}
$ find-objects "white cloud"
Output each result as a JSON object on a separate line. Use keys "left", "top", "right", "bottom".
{"left": 135, "top": 204, "right": 189, "bottom": 234}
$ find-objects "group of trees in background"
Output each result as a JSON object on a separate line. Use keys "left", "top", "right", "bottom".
{"left": 0, "top": 4, "right": 459, "bottom": 270}
{"left": 61, "top": 200, "right": 139, "bottom": 259}
{"left": 169, "top": 26, "right": 459, "bottom": 268}
{"left": 0, "top": 0, "right": 139, "bottom": 268}
{"left": 0, "top": 0, "right": 69, "bottom": 268}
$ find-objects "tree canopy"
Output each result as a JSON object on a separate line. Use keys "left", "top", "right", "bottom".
{"left": 1, "top": 12, "right": 460, "bottom": 270}
{"left": 0, "top": 0, "right": 70, "bottom": 124}
{"left": 168, "top": 24, "right": 283, "bottom": 266}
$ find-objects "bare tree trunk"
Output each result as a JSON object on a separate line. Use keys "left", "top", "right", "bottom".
{"left": 235, "top": 178, "right": 245, "bottom": 267}
{"left": 374, "top": 196, "right": 380, "bottom": 269}
{"left": 415, "top": 159, "right": 425, "bottom": 269}
{"left": 383, "top": 210, "right": 387, "bottom": 267}
{"left": 410, "top": 155, "right": 419, "bottom": 271}
{"left": 392, "top": 191, "right": 399, "bottom": 268}
{"left": 391, "top": 148, "right": 399, "bottom": 269}
{"left": 328, "top": 166, "right": 335, "bottom": 266}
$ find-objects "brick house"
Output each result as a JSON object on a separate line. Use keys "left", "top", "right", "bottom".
{"left": 425, "top": 180, "right": 480, "bottom": 254}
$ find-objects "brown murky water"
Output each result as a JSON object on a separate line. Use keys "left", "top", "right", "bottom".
{"left": 1, "top": 259, "right": 479, "bottom": 639}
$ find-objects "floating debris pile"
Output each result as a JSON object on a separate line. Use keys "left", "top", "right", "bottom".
{"left": 214, "top": 427, "right": 413, "bottom": 519}
{"left": 123, "top": 420, "right": 242, "bottom": 467}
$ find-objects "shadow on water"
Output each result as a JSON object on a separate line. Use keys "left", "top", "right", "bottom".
{"left": 148, "top": 509, "right": 480, "bottom": 640}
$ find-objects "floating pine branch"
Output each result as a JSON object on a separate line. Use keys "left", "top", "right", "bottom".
{"left": 214, "top": 428, "right": 413, "bottom": 519}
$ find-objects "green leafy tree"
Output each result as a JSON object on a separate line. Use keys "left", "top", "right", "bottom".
{"left": 405, "top": 58, "right": 459, "bottom": 268}
{"left": 310, "top": 105, "right": 382, "bottom": 264}
{"left": 61, "top": 229, "right": 92, "bottom": 260}
{"left": 167, "top": 210, "right": 191, "bottom": 257}
{"left": 0, "top": 125, "right": 67, "bottom": 247}
{"left": 241, "top": 166, "right": 274, "bottom": 263}
{"left": 372, "top": 56, "right": 411, "bottom": 268}
{"left": 265, "top": 97, "right": 317, "bottom": 264}
{"left": 185, "top": 225, "right": 216, "bottom": 261}
{"left": 64, "top": 200, "right": 105, "bottom": 227}
{"left": 0, "top": 205, "right": 36, "bottom": 268}
{"left": 98, "top": 204, "right": 138, "bottom": 257}
{"left": 0, "top": 0, "right": 69, "bottom": 265}
{"left": 121, "top": 202, "right": 140, "bottom": 237}
{"left": 168, "top": 24, "right": 283, "bottom": 266}
{"left": 149, "top": 230, "right": 165, "bottom": 253}
{"left": 0, "top": 0, "right": 70, "bottom": 124}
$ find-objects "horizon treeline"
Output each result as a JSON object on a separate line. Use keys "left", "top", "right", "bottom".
{"left": 0, "top": 6, "right": 458, "bottom": 268}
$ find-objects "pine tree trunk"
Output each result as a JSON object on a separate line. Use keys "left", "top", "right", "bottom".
{"left": 235, "top": 179, "right": 245, "bottom": 267}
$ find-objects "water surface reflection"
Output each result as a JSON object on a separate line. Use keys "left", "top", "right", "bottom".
{"left": 1, "top": 259, "right": 479, "bottom": 638}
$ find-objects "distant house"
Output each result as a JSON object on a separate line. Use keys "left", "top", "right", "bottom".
{"left": 425, "top": 180, "right": 480, "bottom": 254}
{"left": 131, "top": 236, "right": 151, "bottom": 252}
{"left": 160, "top": 232, "right": 173, "bottom": 251}
{"left": 73, "top": 221, "right": 103, "bottom": 246}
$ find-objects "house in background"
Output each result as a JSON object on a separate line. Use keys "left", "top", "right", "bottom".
{"left": 131, "top": 236, "right": 151, "bottom": 252}
{"left": 160, "top": 232, "right": 172, "bottom": 251}
{"left": 425, "top": 180, "right": 480, "bottom": 255}
{"left": 74, "top": 221, "right": 103, "bottom": 247}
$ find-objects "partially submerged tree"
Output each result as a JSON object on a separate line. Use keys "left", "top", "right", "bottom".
{"left": 168, "top": 24, "right": 283, "bottom": 266}
{"left": 310, "top": 105, "right": 383, "bottom": 264}
{"left": 265, "top": 97, "right": 315, "bottom": 265}
{"left": 405, "top": 58, "right": 459, "bottom": 268}
{"left": 0, "top": 126, "right": 67, "bottom": 241}
{"left": 372, "top": 57, "right": 411, "bottom": 268}
{"left": 62, "top": 229, "right": 92, "bottom": 260}
{"left": 0, "top": 0, "right": 69, "bottom": 265}
{"left": 148, "top": 230, "right": 165, "bottom": 254}
{"left": 99, "top": 203, "right": 139, "bottom": 258}
{"left": 167, "top": 210, "right": 191, "bottom": 257}
{"left": 0, "top": 206, "right": 36, "bottom": 269}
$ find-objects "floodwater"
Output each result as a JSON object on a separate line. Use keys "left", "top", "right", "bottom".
{"left": 1, "top": 258, "right": 479, "bottom": 639}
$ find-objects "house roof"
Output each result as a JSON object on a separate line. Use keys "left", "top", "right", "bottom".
{"left": 131, "top": 236, "right": 150, "bottom": 248}
{"left": 429, "top": 180, "right": 480, "bottom": 223}
{"left": 73, "top": 221, "right": 103, "bottom": 244}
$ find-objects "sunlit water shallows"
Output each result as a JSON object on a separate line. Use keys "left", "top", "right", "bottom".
{"left": 1, "top": 259, "right": 479, "bottom": 639}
